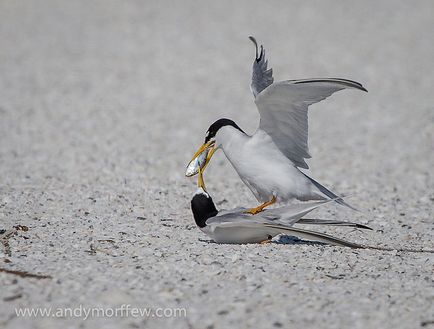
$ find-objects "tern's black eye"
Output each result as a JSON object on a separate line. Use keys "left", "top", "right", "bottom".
{"left": 204, "top": 130, "right": 215, "bottom": 143}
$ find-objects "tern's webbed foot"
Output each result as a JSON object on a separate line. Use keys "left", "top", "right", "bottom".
{"left": 260, "top": 235, "right": 273, "bottom": 244}
{"left": 244, "top": 196, "right": 277, "bottom": 216}
{"left": 244, "top": 207, "right": 264, "bottom": 215}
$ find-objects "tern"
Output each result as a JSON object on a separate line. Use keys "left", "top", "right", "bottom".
{"left": 190, "top": 185, "right": 368, "bottom": 246}
{"left": 186, "top": 37, "right": 367, "bottom": 214}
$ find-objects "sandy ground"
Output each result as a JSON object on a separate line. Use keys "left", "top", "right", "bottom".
{"left": 0, "top": 1, "right": 433, "bottom": 328}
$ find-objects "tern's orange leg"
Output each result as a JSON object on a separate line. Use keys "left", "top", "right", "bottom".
{"left": 244, "top": 196, "right": 277, "bottom": 215}
{"left": 260, "top": 236, "right": 273, "bottom": 244}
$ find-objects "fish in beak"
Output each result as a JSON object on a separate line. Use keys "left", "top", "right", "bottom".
{"left": 185, "top": 141, "right": 216, "bottom": 178}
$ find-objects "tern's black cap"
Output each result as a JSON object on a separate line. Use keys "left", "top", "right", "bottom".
{"left": 191, "top": 189, "right": 218, "bottom": 228}
{"left": 205, "top": 118, "right": 245, "bottom": 143}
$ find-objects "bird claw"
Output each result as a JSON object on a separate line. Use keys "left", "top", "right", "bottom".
{"left": 244, "top": 207, "right": 263, "bottom": 215}
{"left": 260, "top": 235, "right": 273, "bottom": 244}
{"left": 244, "top": 196, "right": 277, "bottom": 215}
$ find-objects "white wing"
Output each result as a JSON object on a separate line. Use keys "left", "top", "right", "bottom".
{"left": 255, "top": 78, "right": 367, "bottom": 168}
{"left": 206, "top": 199, "right": 332, "bottom": 226}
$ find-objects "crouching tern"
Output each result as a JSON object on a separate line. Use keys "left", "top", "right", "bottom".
{"left": 186, "top": 37, "right": 367, "bottom": 215}
{"left": 190, "top": 186, "right": 369, "bottom": 246}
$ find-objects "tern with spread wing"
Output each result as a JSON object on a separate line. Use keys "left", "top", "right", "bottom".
{"left": 186, "top": 37, "right": 367, "bottom": 214}
{"left": 191, "top": 184, "right": 368, "bottom": 246}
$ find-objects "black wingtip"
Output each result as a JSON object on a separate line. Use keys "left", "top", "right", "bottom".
{"left": 356, "top": 223, "right": 373, "bottom": 230}
{"left": 293, "top": 78, "right": 367, "bottom": 93}
{"left": 356, "top": 82, "right": 368, "bottom": 92}
{"left": 345, "top": 79, "right": 367, "bottom": 92}
{"left": 350, "top": 81, "right": 368, "bottom": 92}
{"left": 248, "top": 36, "right": 260, "bottom": 61}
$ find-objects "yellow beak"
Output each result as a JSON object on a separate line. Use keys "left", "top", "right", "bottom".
{"left": 189, "top": 141, "right": 215, "bottom": 164}
{"left": 198, "top": 168, "right": 206, "bottom": 189}
{"left": 187, "top": 141, "right": 216, "bottom": 173}
{"left": 187, "top": 141, "right": 216, "bottom": 190}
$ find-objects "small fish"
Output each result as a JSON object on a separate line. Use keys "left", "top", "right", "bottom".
{"left": 185, "top": 148, "right": 209, "bottom": 177}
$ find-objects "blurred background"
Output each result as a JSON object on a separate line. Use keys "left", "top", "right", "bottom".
{"left": 1, "top": 1, "right": 432, "bottom": 195}
{"left": 0, "top": 1, "right": 433, "bottom": 328}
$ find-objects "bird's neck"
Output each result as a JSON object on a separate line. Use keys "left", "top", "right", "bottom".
{"left": 216, "top": 125, "right": 248, "bottom": 153}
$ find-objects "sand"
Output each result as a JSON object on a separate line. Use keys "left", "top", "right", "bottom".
{"left": 0, "top": 1, "right": 433, "bottom": 328}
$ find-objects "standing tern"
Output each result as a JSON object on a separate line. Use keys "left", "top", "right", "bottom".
{"left": 190, "top": 185, "right": 368, "bottom": 246}
{"left": 186, "top": 37, "right": 367, "bottom": 214}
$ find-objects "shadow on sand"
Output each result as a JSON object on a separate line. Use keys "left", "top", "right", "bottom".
{"left": 199, "top": 235, "right": 328, "bottom": 247}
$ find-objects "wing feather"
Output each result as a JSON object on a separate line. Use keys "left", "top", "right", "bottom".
{"left": 296, "top": 218, "right": 372, "bottom": 230}
{"left": 255, "top": 78, "right": 367, "bottom": 168}
{"left": 264, "top": 225, "right": 363, "bottom": 248}
{"left": 249, "top": 36, "right": 274, "bottom": 97}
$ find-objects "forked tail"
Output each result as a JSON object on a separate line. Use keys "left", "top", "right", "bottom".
{"left": 303, "top": 173, "right": 359, "bottom": 211}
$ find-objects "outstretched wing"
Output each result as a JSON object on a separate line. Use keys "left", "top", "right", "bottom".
{"left": 206, "top": 199, "right": 333, "bottom": 226}
{"left": 260, "top": 199, "right": 334, "bottom": 224}
{"left": 255, "top": 78, "right": 367, "bottom": 168}
{"left": 249, "top": 36, "right": 274, "bottom": 98}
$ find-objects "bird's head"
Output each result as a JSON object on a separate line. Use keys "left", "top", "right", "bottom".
{"left": 190, "top": 187, "right": 218, "bottom": 228}
{"left": 186, "top": 118, "right": 244, "bottom": 182}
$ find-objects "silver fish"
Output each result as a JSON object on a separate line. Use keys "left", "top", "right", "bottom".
{"left": 185, "top": 148, "right": 209, "bottom": 177}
